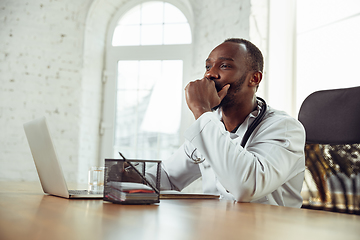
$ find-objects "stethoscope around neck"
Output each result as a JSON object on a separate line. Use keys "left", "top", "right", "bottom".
{"left": 187, "top": 96, "right": 267, "bottom": 164}
{"left": 240, "top": 96, "right": 267, "bottom": 147}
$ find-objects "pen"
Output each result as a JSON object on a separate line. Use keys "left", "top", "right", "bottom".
{"left": 125, "top": 163, "right": 139, "bottom": 171}
{"left": 118, "top": 151, "right": 139, "bottom": 171}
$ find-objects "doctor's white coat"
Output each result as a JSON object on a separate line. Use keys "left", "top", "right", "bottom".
{"left": 147, "top": 103, "right": 306, "bottom": 208}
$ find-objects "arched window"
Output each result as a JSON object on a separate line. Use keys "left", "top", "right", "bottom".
{"left": 112, "top": 1, "right": 191, "bottom": 46}
{"left": 100, "top": 1, "right": 193, "bottom": 160}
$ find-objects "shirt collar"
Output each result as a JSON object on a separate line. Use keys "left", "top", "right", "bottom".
{"left": 215, "top": 98, "right": 265, "bottom": 134}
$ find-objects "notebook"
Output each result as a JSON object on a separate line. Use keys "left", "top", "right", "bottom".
{"left": 23, "top": 117, "right": 103, "bottom": 199}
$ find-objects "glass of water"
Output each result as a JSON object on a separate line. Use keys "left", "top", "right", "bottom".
{"left": 88, "top": 166, "right": 105, "bottom": 192}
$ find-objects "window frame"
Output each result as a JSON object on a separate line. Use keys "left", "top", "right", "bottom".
{"left": 99, "top": 0, "right": 193, "bottom": 161}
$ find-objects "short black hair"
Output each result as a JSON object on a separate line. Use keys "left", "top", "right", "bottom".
{"left": 223, "top": 38, "right": 264, "bottom": 73}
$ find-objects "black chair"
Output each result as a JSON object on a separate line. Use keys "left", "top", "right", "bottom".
{"left": 298, "top": 86, "right": 360, "bottom": 214}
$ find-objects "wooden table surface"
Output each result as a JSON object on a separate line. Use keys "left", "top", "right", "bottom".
{"left": 1, "top": 182, "right": 359, "bottom": 240}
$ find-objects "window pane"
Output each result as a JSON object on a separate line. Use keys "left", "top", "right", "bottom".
{"left": 138, "top": 90, "right": 152, "bottom": 108}
{"left": 141, "top": 24, "right": 163, "bottom": 45}
{"left": 140, "top": 60, "right": 182, "bottom": 134}
{"left": 296, "top": 4, "right": 360, "bottom": 112}
{"left": 116, "top": 90, "right": 138, "bottom": 111}
{"left": 115, "top": 90, "right": 138, "bottom": 149}
{"left": 138, "top": 61, "right": 161, "bottom": 90}
{"left": 112, "top": 25, "right": 140, "bottom": 46}
{"left": 297, "top": 0, "right": 360, "bottom": 33}
{"left": 135, "top": 148, "right": 158, "bottom": 160}
{"left": 112, "top": 1, "right": 192, "bottom": 46}
{"left": 164, "top": 23, "right": 192, "bottom": 44}
{"left": 115, "top": 60, "right": 183, "bottom": 159}
{"left": 117, "top": 61, "right": 139, "bottom": 90}
{"left": 118, "top": 5, "right": 141, "bottom": 25}
{"left": 164, "top": 2, "right": 187, "bottom": 23}
{"left": 141, "top": 1, "right": 164, "bottom": 24}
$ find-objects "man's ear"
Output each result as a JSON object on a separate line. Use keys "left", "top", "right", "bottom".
{"left": 249, "top": 71, "right": 262, "bottom": 88}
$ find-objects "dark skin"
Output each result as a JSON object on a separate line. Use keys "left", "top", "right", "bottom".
{"left": 185, "top": 42, "right": 262, "bottom": 132}
{"left": 117, "top": 42, "right": 263, "bottom": 183}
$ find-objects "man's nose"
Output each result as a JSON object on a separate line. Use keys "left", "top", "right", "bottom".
{"left": 205, "top": 68, "right": 220, "bottom": 80}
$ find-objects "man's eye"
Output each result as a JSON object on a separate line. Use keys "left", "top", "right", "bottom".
{"left": 205, "top": 65, "right": 211, "bottom": 71}
{"left": 221, "top": 64, "right": 231, "bottom": 68}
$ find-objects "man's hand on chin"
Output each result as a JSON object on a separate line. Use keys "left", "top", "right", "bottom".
{"left": 184, "top": 78, "right": 229, "bottom": 119}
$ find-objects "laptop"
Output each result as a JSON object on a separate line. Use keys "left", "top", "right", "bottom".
{"left": 23, "top": 117, "right": 103, "bottom": 199}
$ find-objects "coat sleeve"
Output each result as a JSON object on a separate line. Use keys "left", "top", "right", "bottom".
{"left": 146, "top": 143, "right": 202, "bottom": 191}
{"left": 183, "top": 111, "right": 305, "bottom": 202}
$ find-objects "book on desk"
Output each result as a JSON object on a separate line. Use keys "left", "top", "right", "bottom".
{"left": 103, "top": 158, "right": 219, "bottom": 204}
{"left": 104, "top": 158, "right": 162, "bottom": 204}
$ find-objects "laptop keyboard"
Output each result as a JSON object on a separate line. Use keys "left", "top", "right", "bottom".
{"left": 69, "top": 189, "right": 103, "bottom": 195}
{"left": 69, "top": 190, "right": 90, "bottom": 195}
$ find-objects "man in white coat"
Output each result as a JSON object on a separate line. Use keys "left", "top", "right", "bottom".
{"left": 145, "top": 38, "right": 306, "bottom": 208}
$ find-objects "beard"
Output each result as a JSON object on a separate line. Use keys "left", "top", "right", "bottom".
{"left": 212, "top": 73, "right": 247, "bottom": 111}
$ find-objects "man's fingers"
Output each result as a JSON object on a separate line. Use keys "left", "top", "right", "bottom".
{"left": 217, "top": 84, "right": 230, "bottom": 101}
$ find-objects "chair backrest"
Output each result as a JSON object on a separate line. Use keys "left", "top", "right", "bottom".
{"left": 298, "top": 86, "right": 360, "bottom": 144}
{"left": 298, "top": 86, "right": 360, "bottom": 214}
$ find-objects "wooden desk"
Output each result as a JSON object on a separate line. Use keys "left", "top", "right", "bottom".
{"left": 1, "top": 182, "right": 359, "bottom": 240}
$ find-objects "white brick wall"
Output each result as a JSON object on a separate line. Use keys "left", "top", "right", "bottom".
{"left": 0, "top": 0, "right": 268, "bottom": 185}
{"left": 191, "top": 0, "right": 251, "bottom": 79}
{"left": 0, "top": 0, "right": 93, "bottom": 182}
